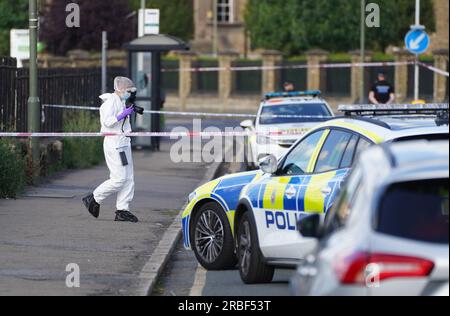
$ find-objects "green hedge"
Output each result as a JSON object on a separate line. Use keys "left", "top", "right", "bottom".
{"left": 0, "top": 139, "right": 26, "bottom": 198}
{"left": 62, "top": 111, "right": 104, "bottom": 169}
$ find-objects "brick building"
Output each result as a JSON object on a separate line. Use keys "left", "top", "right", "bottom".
{"left": 191, "top": 0, "right": 249, "bottom": 55}
{"left": 431, "top": 0, "right": 449, "bottom": 51}
{"left": 189, "top": 0, "right": 449, "bottom": 56}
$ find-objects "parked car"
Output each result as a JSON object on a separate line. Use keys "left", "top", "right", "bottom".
{"left": 240, "top": 90, "right": 334, "bottom": 169}
{"left": 291, "top": 140, "right": 449, "bottom": 296}
{"left": 181, "top": 103, "right": 449, "bottom": 285}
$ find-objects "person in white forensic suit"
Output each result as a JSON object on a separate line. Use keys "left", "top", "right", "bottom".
{"left": 82, "top": 77, "right": 139, "bottom": 223}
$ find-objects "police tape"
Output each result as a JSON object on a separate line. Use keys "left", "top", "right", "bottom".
{"left": 0, "top": 130, "right": 308, "bottom": 138}
{"left": 162, "top": 61, "right": 413, "bottom": 73}
{"left": 42, "top": 104, "right": 334, "bottom": 119}
{"left": 418, "top": 61, "right": 450, "bottom": 77}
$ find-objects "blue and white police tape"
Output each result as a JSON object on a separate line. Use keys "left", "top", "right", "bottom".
{"left": 42, "top": 104, "right": 334, "bottom": 120}
{"left": 0, "top": 130, "right": 309, "bottom": 138}
{"left": 162, "top": 61, "right": 414, "bottom": 73}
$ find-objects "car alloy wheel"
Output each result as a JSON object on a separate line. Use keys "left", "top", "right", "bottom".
{"left": 194, "top": 210, "right": 225, "bottom": 264}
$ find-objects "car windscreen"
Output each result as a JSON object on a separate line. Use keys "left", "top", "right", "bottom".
{"left": 376, "top": 178, "right": 449, "bottom": 244}
{"left": 259, "top": 103, "right": 332, "bottom": 125}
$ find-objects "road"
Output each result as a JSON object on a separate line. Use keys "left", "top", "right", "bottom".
{"left": 152, "top": 149, "right": 293, "bottom": 297}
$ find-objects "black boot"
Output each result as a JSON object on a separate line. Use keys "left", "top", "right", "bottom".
{"left": 115, "top": 210, "right": 139, "bottom": 223}
{"left": 82, "top": 194, "right": 100, "bottom": 219}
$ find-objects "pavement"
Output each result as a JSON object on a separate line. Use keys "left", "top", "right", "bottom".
{"left": 0, "top": 118, "right": 240, "bottom": 296}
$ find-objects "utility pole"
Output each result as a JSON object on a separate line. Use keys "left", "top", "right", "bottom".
{"left": 414, "top": 0, "right": 421, "bottom": 101}
{"left": 141, "top": 0, "right": 146, "bottom": 10}
{"left": 28, "top": 0, "right": 40, "bottom": 181}
{"left": 101, "top": 31, "right": 108, "bottom": 94}
{"left": 213, "top": 0, "right": 218, "bottom": 57}
{"left": 360, "top": 0, "right": 366, "bottom": 104}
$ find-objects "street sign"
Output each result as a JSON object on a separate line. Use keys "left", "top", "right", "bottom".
{"left": 405, "top": 28, "right": 430, "bottom": 55}
{"left": 138, "top": 9, "right": 160, "bottom": 37}
{"left": 10, "top": 29, "right": 29, "bottom": 67}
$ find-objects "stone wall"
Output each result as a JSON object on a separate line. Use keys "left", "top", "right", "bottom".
{"left": 28, "top": 50, "right": 127, "bottom": 69}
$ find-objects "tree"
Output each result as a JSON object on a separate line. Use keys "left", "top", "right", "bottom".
{"left": 40, "top": 0, "right": 135, "bottom": 55}
{"left": 245, "top": 0, "right": 435, "bottom": 55}
{"left": 0, "top": 0, "right": 28, "bottom": 56}
{"left": 130, "top": 0, "right": 194, "bottom": 41}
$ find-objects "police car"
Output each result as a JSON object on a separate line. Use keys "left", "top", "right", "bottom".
{"left": 181, "top": 103, "right": 449, "bottom": 284}
{"left": 240, "top": 91, "right": 334, "bottom": 169}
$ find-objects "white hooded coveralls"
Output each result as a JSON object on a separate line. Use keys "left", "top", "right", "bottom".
{"left": 93, "top": 93, "right": 135, "bottom": 211}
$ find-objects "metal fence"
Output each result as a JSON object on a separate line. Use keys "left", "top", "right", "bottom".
{"left": 0, "top": 56, "right": 126, "bottom": 132}
{"left": 234, "top": 60, "right": 262, "bottom": 95}
{"left": 407, "top": 63, "right": 434, "bottom": 100}
{"left": 192, "top": 60, "right": 219, "bottom": 94}
{"left": 162, "top": 60, "right": 179, "bottom": 92}
{"left": 280, "top": 61, "right": 307, "bottom": 92}
{"left": 0, "top": 57, "right": 17, "bottom": 132}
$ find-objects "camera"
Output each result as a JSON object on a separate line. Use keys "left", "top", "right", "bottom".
{"left": 126, "top": 90, "right": 145, "bottom": 115}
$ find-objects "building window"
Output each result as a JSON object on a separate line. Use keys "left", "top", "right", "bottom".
{"left": 217, "top": 0, "right": 234, "bottom": 23}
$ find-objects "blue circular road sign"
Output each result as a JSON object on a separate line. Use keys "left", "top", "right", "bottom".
{"left": 405, "top": 29, "right": 430, "bottom": 55}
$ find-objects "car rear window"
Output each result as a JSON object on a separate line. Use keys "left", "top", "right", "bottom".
{"left": 259, "top": 103, "right": 332, "bottom": 125}
{"left": 393, "top": 134, "right": 449, "bottom": 142}
{"left": 376, "top": 179, "right": 449, "bottom": 244}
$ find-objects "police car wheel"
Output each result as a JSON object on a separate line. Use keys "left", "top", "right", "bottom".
{"left": 237, "top": 212, "right": 274, "bottom": 284}
{"left": 192, "top": 202, "right": 237, "bottom": 270}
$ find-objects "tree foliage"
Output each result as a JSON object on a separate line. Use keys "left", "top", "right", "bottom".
{"left": 0, "top": 0, "right": 28, "bottom": 56}
{"left": 245, "top": 0, "right": 436, "bottom": 55}
{"left": 40, "top": 0, "right": 135, "bottom": 55}
{"left": 130, "top": 0, "right": 194, "bottom": 41}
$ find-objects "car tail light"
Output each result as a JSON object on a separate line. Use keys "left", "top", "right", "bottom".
{"left": 334, "top": 252, "right": 435, "bottom": 285}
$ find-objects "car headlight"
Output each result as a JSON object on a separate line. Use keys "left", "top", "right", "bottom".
{"left": 188, "top": 191, "right": 197, "bottom": 203}
{"left": 257, "top": 136, "right": 276, "bottom": 145}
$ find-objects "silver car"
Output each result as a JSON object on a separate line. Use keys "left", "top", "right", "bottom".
{"left": 291, "top": 140, "right": 449, "bottom": 296}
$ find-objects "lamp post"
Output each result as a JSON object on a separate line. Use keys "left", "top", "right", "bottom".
{"left": 28, "top": 0, "right": 40, "bottom": 181}
{"left": 360, "top": 0, "right": 366, "bottom": 104}
{"left": 213, "top": 0, "right": 218, "bottom": 57}
{"left": 414, "top": 0, "right": 421, "bottom": 101}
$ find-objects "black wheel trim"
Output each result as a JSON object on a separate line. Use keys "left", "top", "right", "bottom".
{"left": 238, "top": 219, "right": 252, "bottom": 276}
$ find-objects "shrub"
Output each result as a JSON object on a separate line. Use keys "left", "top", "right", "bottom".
{"left": 245, "top": 0, "right": 435, "bottom": 55}
{"left": 0, "top": 138, "right": 26, "bottom": 198}
{"left": 62, "top": 111, "right": 104, "bottom": 169}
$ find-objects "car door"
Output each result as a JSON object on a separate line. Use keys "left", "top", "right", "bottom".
{"left": 304, "top": 129, "right": 361, "bottom": 214}
{"left": 256, "top": 129, "right": 329, "bottom": 260}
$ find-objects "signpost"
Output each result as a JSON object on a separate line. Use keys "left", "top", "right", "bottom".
{"left": 405, "top": 0, "right": 430, "bottom": 101}
{"left": 28, "top": 0, "right": 40, "bottom": 181}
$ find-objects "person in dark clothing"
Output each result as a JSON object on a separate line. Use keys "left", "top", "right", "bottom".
{"left": 369, "top": 72, "right": 395, "bottom": 105}
{"left": 283, "top": 82, "right": 295, "bottom": 92}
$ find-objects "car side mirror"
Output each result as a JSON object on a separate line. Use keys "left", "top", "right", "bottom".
{"left": 259, "top": 155, "right": 278, "bottom": 175}
{"left": 240, "top": 120, "right": 254, "bottom": 129}
{"left": 297, "top": 214, "right": 323, "bottom": 239}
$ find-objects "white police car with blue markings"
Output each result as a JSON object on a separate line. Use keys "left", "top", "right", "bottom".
{"left": 240, "top": 91, "right": 334, "bottom": 169}
{"left": 181, "top": 103, "right": 449, "bottom": 284}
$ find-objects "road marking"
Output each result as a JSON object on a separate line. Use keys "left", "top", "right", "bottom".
{"left": 189, "top": 264, "right": 207, "bottom": 296}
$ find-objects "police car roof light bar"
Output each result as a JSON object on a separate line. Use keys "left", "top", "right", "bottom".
{"left": 265, "top": 90, "right": 322, "bottom": 100}
{"left": 338, "top": 103, "right": 449, "bottom": 117}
